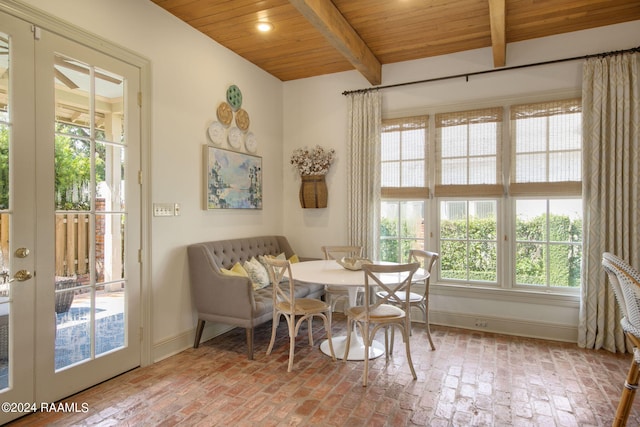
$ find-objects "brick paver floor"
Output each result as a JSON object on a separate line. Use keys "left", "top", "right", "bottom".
{"left": 8, "top": 314, "right": 640, "bottom": 426}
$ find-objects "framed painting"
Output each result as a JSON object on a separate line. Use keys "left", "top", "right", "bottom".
{"left": 204, "top": 145, "right": 262, "bottom": 209}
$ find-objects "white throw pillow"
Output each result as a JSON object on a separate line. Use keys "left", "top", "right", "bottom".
{"left": 258, "top": 253, "right": 288, "bottom": 283}
{"left": 244, "top": 257, "right": 270, "bottom": 290}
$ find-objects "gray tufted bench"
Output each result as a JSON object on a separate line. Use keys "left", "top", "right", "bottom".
{"left": 187, "top": 235, "right": 323, "bottom": 359}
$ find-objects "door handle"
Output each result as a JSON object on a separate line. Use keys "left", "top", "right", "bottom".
{"left": 15, "top": 248, "right": 30, "bottom": 258}
{"left": 11, "top": 270, "right": 32, "bottom": 282}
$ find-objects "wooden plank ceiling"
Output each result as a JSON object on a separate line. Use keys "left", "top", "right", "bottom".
{"left": 151, "top": 0, "right": 640, "bottom": 86}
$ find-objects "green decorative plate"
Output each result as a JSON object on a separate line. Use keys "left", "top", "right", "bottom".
{"left": 226, "top": 85, "right": 242, "bottom": 111}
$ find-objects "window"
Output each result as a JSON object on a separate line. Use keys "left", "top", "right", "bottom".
{"left": 380, "top": 201, "right": 425, "bottom": 263}
{"left": 435, "top": 108, "right": 503, "bottom": 196}
{"left": 380, "top": 116, "right": 428, "bottom": 261}
{"left": 434, "top": 108, "right": 502, "bottom": 283}
{"left": 510, "top": 99, "right": 583, "bottom": 288}
{"left": 515, "top": 199, "right": 582, "bottom": 287}
{"left": 379, "top": 98, "right": 582, "bottom": 292}
{"left": 440, "top": 200, "right": 498, "bottom": 282}
{"left": 381, "top": 116, "right": 428, "bottom": 198}
{"left": 510, "top": 99, "right": 582, "bottom": 194}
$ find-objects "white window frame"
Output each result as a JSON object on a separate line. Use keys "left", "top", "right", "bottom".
{"left": 380, "top": 93, "right": 582, "bottom": 296}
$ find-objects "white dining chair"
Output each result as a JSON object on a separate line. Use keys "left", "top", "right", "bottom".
{"left": 321, "top": 245, "right": 365, "bottom": 312}
{"left": 344, "top": 262, "right": 419, "bottom": 386}
{"left": 263, "top": 257, "right": 336, "bottom": 372}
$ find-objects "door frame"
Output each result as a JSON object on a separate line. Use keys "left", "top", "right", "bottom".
{"left": 0, "top": 0, "right": 152, "bottom": 367}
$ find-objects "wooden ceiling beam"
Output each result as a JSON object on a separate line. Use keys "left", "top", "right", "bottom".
{"left": 288, "top": 0, "right": 382, "bottom": 85}
{"left": 488, "top": 0, "right": 506, "bottom": 67}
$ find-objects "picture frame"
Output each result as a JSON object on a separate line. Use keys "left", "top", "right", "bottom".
{"left": 204, "top": 145, "right": 262, "bottom": 210}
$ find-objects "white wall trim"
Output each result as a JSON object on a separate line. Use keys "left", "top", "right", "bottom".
{"left": 152, "top": 323, "right": 234, "bottom": 363}
{"left": 0, "top": 0, "right": 151, "bottom": 68}
{"left": 154, "top": 308, "right": 578, "bottom": 364}
{"left": 428, "top": 309, "right": 578, "bottom": 343}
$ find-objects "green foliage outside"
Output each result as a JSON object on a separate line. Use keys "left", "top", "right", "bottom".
{"left": 55, "top": 124, "right": 106, "bottom": 210}
{"left": 513, "top": 213, "right": 582, "bottom": 287}
{"left": 0, "top": 126, "right": 8, "bottom": 209}
{"left": 440, "top": 216, "right": 498, "bottom": 281}
{"left": 0, "top": 123, "right": 105, "bottom": 211}
{"left": 380, "top": 217, "right": 417, "bottom": 263}
{"left": 380, "top": 213, "right": 582, "bottom": 287}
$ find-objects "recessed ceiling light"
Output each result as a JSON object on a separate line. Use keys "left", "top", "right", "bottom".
{"left": 256, "top": 22, "right": 274, "bottom": 32}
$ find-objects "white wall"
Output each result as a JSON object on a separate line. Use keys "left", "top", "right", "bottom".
{"left": 283, "top": 20, "right": 640, "bottom": 341}
{"left": 21, "top": 0, "right": 285, "bottom": 361}
{"left": 18, "top": 0, "right": 640, "bottom": 358}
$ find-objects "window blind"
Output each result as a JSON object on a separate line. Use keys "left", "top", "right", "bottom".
{"left": 435, "top": 107, "right": 503, "bottom": 197}
{"left": 381, "top": 116, "right": 429, "bottom": 198}
{"left": 510, "top": 99, "right": 582, "bottom": 196}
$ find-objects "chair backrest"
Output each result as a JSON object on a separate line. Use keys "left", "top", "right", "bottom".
{"left": 409, "top": 249, "right": 439, "bottom": 283}
{"left": 602, "top": 252, "right": 640, "bottom": 335}
{"left": 261, "top": 257, "right": 295, "bottom": 308}
{"left": 321, "top": 245, "right": 363, "bottom": 260}
{"left": 362, "top": 262, "right": 419, "bottom": 316}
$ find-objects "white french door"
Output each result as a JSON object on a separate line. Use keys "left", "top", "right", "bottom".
{"left": 0, "top": 10, "right": 142, "bottom": 424}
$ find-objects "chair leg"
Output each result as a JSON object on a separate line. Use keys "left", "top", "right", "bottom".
{"left": 613, "top": 355, "right": 640, "bottom": 427}
{"left": 287, "top": 315, "right": 296, "bottom": 372}
{"left": 362, "top": 323, "right": 370, "bottom": 387}
{"left": 246, "top": 328, "right": 254, "bottom": 360}
{"left": 266, "top": 313, "right": 280, "bottom": 356}
{"left": 425, "top": 309, "right": 436, "bottom": 351}
{"left": 418, "top": 303, "right": 435, "bottom": 351}
{"left": 389, "top": 326, "right": 395, "bottom": 355}
{"left": 322, "top": 313, "right": 336, "bottom": 362}
{"left": 343, "top": 318, "right": 353, "bottom": 361}
{"left": 402, "top": 324, "right": 417, "bottom": 380}
{"left": 307, "top": 316, "right": 314, "bottom": 346}
{"left": 193, "top": 319, "right": 205, "bottom": 348}
{"left": 384, "top": 326, "right": 390, "bottom": 360}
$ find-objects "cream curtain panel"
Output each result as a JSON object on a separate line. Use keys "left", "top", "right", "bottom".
{"left": 346, "top": 91, "right": 382, "bottom": 259}
{"left": 579, "top": 51, "right": 640, "bottom": 352}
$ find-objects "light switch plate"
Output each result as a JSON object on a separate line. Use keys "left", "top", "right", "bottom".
{"left": 153, "top": 203, "right": 175, "bottom": 217}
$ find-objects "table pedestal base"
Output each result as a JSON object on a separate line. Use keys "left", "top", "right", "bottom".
{"left": 320, "top": 331, "right": 385, "bottom": 361}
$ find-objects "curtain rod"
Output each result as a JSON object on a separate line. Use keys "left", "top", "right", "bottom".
{"left": 342, "top": 46, "right": 640, "bottom": 96}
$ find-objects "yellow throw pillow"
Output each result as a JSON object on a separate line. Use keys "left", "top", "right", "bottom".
{"left": 220, "top": 262, "right": 248, "bottom": 278}
{"left": 263, "top": 252, "right": 298, "bottom": 263}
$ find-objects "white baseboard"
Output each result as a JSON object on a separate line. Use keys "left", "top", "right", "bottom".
{"left": 152, "top": 309, "right": 578, "bottom": 363}
{"left": 152, "top": 322, "right": 234, "bottom": 363}
{"left": 427, "top": 309, "right": 578, "bottom": 343}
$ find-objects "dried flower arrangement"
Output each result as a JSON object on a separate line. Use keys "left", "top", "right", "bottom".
{"left": 290, "top": 145, "right": 336, "bottom": 176}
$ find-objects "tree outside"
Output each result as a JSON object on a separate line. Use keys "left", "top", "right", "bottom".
{"left": 54, "top": 123, "right": 105, "bottom": 211}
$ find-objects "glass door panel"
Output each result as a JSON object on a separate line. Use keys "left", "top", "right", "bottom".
{"left": 53, "top": 53, "right": 129, "bottom": 371}
{"left": 35, "top": 27, "right": 140, "bottom": 404}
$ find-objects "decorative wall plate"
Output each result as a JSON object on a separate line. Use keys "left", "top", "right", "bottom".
{"left": 207, "top": 121, "right": 225, "bottom": 145}
{"left": 216, "top": 102, "right": 233, "bottom": 126}
{"left": 227, "top": 127, "right": 243, "bottom": 150}
{"left": 245, "top": 132, "right": 257, "bottom": 153}
{"left": 226, "top": 85, "right": 242, "bottom": 111}
{"left": 235, "top": 108, "right": 250, "bottom": 131}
